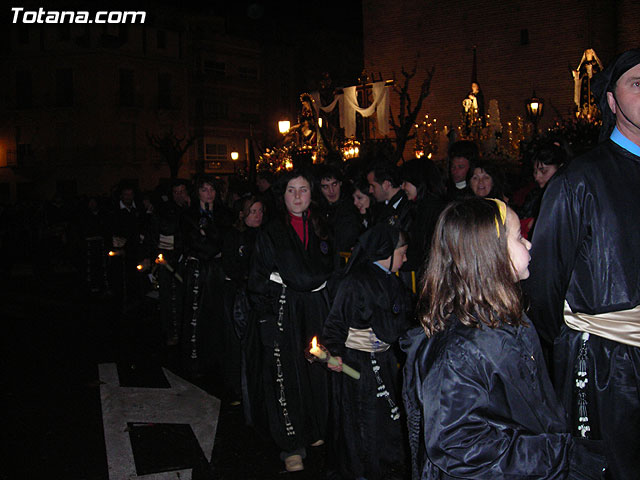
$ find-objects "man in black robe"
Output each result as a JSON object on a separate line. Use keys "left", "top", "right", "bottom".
{"left": 524, "top": 48, "right": 640, "bottom": 480}
{"left": 315, "top": 164, "right": 361, "bottom": 266}
{"left": 366, "top": 160, "right": 413, "bottom": 231}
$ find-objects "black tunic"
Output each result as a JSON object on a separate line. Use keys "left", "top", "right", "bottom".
{"left": 323, "top": 262, "right": 410, "bottom": 480}
{"left": 180, "top": 205, "right": 226, "bottom": 375}
{"left": 248, "top": 214, "right": 333, "bottom": 453}
{"left": 401, "top": 318, "right": 606, "bottom": 479}
{"left": 524, "top": 139, "right": 640, "bottom": 479}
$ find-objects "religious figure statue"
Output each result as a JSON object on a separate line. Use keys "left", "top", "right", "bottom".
{"left": 462, "top": 82, "right": 485, "bottom": 136}
{"left": 572, "top": 48, "right": 603, "bottom": 118}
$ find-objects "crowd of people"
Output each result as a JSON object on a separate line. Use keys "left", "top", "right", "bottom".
{"left": 2, "top": 48, "right": 639, "bottom": 479}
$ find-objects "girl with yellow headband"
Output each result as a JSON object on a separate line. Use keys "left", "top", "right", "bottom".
{"left": 401, "top": 197, "right": 606, "bottom": 479}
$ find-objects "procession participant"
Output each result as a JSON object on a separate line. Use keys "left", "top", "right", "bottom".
{"left": 221, "top": 196, "right": 264, "bottom": 407}
{"left": 524, "top": 48, "right": 640, "bottom": 479}
{"left": 446, "top": 140, "right": 478, "bottom": 200}
{"left": 155, "top": 179, "right": 190, "bottom": 346}
{"left": 248, "top": 169, "right": 333, "bottom": 473}
{"left": 366, "top": 160, "right": 413, "bottom": 231}
{"left": 315, "top": 164, "right": 361, "bottom": 267}
{"left": 403, "top": 198, "right": 606, "bottom": 479}
{"left": 180, "top": 176, "right": 226, "bottom": 378}
{"left": 323, "top": 223, "right": 410, "bottom": 480}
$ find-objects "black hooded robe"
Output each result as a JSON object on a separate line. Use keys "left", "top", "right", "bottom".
{"left": 248, "top": 214, "right": 333, "bottom": 455}
{"left": 323, "top": 260, "right": 409, "bottom": 480}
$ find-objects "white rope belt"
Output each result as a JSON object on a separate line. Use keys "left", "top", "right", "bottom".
{"left": 269, "top": 271, "right": 326, "bottom": 292}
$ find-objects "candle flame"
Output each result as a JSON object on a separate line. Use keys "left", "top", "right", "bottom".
{"left": 108, "top": 251, "right": 116, "bottom": 256}
{"left": 311, "top": 336, "right": 318, "bottom": 349}
{"left": 156, "top": 254, "right": 164, "bottom": 264}
{"left": 136, "top": 264, "right": 144, "bottom": 271}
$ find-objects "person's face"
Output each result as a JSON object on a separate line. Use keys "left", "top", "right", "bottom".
{"left": 378, "top": 244, "right": 408, "bottom": 273}
{"left": 320, "top": 177, "right": 341, "bottom": 204}
{"left": 450, "top": 156, "right": 470, "bottom": 183}
{"left": 471, "top": 82, "right": 479, "bottom": 94}
{"left": 256, "top": 177, "right": 270, "bottom": 193}
{"left": 533, "top": 162, "right": 559, "bottom": 189}
{"left": 198, "top": 182, "right": 216, "bottom": 206}
{"left": 172, "top": 184, "right": 190, "bottom": 207}
{"left": 367, "top": 171, "right": 387, "bottom": 202}
{"left": 352, "top": 189, "right": 370, "bottom": 214}
{"left": 120, "top": 189, "right": 134, "bottom": 206}
{"left": 506, "top": 208, "right": 532, "bottom": 281}
{"left": 470, "top": 168, "right": 493, "bottom": 197}
{"left": 402, "top": 181, "right": 418, "bottom": 201}
{"left": 244, "top": 201, "right": 264, "bottom": 228}
{"left": 284, "top": 176, "right": 311, "bottom": 216}
{"left": 607, "top": 64, "right": 640, "bottom": 144}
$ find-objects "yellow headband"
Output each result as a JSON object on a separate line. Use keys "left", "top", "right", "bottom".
{"left": 488, "top": 198, "right": 507, "bottom": 238}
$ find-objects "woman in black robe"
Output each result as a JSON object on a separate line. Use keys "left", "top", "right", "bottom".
{"left": 221, "top": 196, "right": 264, "bottom": 409}
{"left": 180, "top": 176, "right": 226, "bottom": 378}
{"left": 323, "top": 224, "right": 411, "bottom": 480}
{"left": 248, "top": 169, "right": 333, "bottom": 472}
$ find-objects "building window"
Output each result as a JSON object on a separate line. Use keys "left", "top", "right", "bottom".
{"left": 56, "top": 69, "right": 74, "bottom": 107}
{"left": 205, "top": 143, "right": 227, "bottom": 163}
{"left": 119, "top": 69, "right": 135, "bottom": 106}
{"left": 16, "top": 70, "right": 32, "bottom": 108}
{"left": 238, "top": 65, "right": 258, "bottom": 80}
{"left": 204, "top": 61, "right": 225, "bottom": 78}
{"left": 157, "top": 30, "right": 166, "bottom": 49}
{"left": 158, "top": 73, "right": 172, "bottom": 108}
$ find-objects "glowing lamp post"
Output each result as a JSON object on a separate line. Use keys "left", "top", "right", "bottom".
{"left": 278, "top": 120, "right": 290, "bottom": 134}
{"left": 231, "top": 151, "right": 239, "bottom": 173}
{"left": 526, "top": 90, "right": 544, "bottom": 134}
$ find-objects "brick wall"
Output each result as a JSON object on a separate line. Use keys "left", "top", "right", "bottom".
{"left": 363, "top": 0, "right": 639, "bottom": 157}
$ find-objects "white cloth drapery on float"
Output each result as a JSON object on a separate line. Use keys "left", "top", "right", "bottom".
{"left": 310, "top": 81, "right": 390, "bottom": 138}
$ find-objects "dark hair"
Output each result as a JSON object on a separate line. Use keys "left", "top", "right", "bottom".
{"left": 400, "top": 158, "right": 447, "bottom": 201}
{"left": 367, "top": 160, "right": 402, "bottom": 188}
{"left": 256, "top": 170, "right": 275, "bottom": 184}
{"left": 448, "top": 140, "right": 479, "bottom": 163}
{"left": 194, "top": 175, "right": 217, "bottom": 192}
{"left": 530, "top": 139, "right": 568, "bottom": 168}
{"left": 273, "top": 169, "right": 329, "bottom": 240}
{"left": 417, "top": 198, "right": 524, "bottom": 337}
{"left": 232, "top": 195, "right": 263, "bottom": 231}
{"left": 466, "top": 161, "right": 507, "bottom": 199}
{"left": 315, "top": 163, "right": 344, "bottom": 183}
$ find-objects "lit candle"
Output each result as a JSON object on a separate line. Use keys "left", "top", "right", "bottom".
{"left": 155, "top": 254, "right": 183, "bottom": 283}
{"left": 308, "top": 337, "right": 360, "bottom": 380}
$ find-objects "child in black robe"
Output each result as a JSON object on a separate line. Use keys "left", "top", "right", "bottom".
{"left": 402, "top": 198, "right": 606, "bottom": 479}
{"left": 323, "top": 223, "right": 411, "bottom": 480}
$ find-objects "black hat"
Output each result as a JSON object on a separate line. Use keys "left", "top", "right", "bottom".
{"left": 345, "top": 223, "right": 403, "bottom": 274}
{"left": 592, "top": 48, "right": 640, "bottom": 141}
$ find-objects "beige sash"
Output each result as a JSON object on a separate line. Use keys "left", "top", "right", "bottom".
{"left": 345, "top": 327, "right": 390, "bottom": 353}
{"left": 564, "top": 300, "right": 640, "bottom": 348}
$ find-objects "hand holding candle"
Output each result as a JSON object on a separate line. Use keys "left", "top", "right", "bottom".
{"left": 307, "top": 336, "right": 360, "bottom": 380}
{"left": 155, "top": 254, "right": 184, "bottom": 283}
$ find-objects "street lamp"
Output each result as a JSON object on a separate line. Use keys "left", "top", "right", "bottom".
{"left": 278, "top": 120, "right": 290, "bottom": 134}
{"left": 526, "top": 90, "right": 544, "bottom": 134}
{"left": 231, "top": 151, "right": 239, "bottom": 173}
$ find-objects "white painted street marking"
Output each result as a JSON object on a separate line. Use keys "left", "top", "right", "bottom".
{"left": 99, "top": 363, "right": 220, "bottom": 479}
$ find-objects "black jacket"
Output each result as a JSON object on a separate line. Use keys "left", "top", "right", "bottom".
{"left": 401, "top": 318, "right": 606, "bottom": 479}
{"left": 524, "top": 140, "right": 640, "bottom": 344}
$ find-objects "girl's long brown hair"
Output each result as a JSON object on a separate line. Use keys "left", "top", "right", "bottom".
{"left": 417, "top": 198, "right": 524, "bottom": 337}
